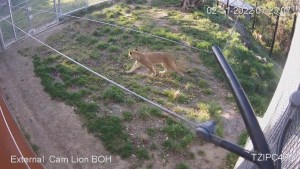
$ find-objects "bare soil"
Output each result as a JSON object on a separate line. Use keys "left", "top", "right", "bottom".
{"left": 0, "top": 24, "right": 129, "bottom": 169}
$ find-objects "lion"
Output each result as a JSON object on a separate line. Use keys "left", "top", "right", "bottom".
{"left": 126, "top": 49, "right": 184, "bottom": 76}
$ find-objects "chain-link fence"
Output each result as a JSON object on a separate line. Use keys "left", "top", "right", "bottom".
{"left": 0, "top": 0, "right": 108, "bottom": 50}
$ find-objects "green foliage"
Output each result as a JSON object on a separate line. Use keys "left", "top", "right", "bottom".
{"left": 197, "top": 102, "right": 222, "bottom": 123}
{"left": 76, "top": 34, "right": 98, "bottom": 44}
{"left": 225, "top": 152, "right": 238, "bottom": 169}
{"left": 146, "top": 128, "right": 156, "bottom": 137}
{"left": 88, "top": 116, "right": 133, "bottom": 158}
{"left": 153, "top": 27, "right": 181, "bottom": 42}
{"left": 162, "top": 121, "right": 194, "bottom": 152}
{"left": 102, "top": 86, "right": 126, "bottom": 103}
{"left": 175, "top": 162, "right": 189, "bottom": 169}
{"left": 238, "top": 131, "right": 248, "bottom": 146}
{"left": 215, "top": 124, "right": 224, "bottom": 137}
{"left": 96, "top": 42, "right": 108, "bottom": 50}
{"left": 136, "top": 148, "right": 150, "bottom": 160}
{"left": 108, "top": 45, "right": 120, "bottom": 52}
{"left": 122, "top": 111, "right": 134, "bottom": 122}
{"left": 198, "top": 79, "right": 209, "bottom": 88}
{"left": 164, "top": 89, "right": 188, "bottom": 103}
{"left": 139, "top": 106, "right": 164, "bottom": 118}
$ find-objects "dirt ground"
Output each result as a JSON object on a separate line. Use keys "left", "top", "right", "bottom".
{"left": 0, "top": 24, "right": 129, "bottom": 169}
{"left": 0, "top": 23, "right": 245, "bottom": 169}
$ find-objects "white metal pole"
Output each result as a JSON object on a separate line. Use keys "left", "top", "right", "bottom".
{"left": 0, "top": 27, "right": 5, "bottom": 50}
{"left": 7, "top": 0, "right": 17, "bottom": 41}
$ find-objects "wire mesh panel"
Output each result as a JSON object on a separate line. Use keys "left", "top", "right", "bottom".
{"left": 0, "top": 0, "right": 10, "bottom": 17}
{"left": 0, "top": 0, "right": 16, "bottom": 47}
{"left": 60, "top": 0, "right": 87, "bottom": 14}
{"left": 11, "top": 1, "right": 30, "bottom": 39}
{"left": 29, "top": 0, "right": 57, "bottom": 27}
{"left": 280, "top": 105, "right": 300, "bottom": 169}
{"left": 0, "top": 17, "right": 16, "bottom": 46}
{"left": 1, "top": 0, "right": 109, "bottom": 50}
{"left": 87, "top": 0, "right": 106, "bottom": 6}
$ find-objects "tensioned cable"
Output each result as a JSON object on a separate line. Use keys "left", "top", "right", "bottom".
{"left": 16, "top": 6, "right": 213, "bottom": 54}
{"left": 0, "top": 16, "right": 198, "bottom": 128}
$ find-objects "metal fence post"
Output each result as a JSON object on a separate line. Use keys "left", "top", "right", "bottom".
{"left": 0, "top": 27, "right": 5, "bottom": 51}
{"left": 53, "top": 0, "right": 59, "bottom": 21}
{"left": 25, "top": 0, "right": 32, "bottom": 32}
{"left": 85, "top": 0, "right": 89, "bottom": 8}
{"left": 7, "top": 0, "right": 17, "bottom": 41}
{"left": 57, "top": 0, "right": 62, "bottom": 18}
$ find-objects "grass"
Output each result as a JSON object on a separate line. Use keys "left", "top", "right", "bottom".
{"left": 88, "top": 115, "right": 133, "bottom": 158}
{"left": 140, "top": 105, "right": 164, "bottom": 117}
{"left": 102, "top": 85, "right": 126, "bottom": 103}
{"left": 108, "top": 45, "right": 120, "bottom": 52}
{"left": 237, "top": 131, "right": 248, "bottom": 146}
{"left": 96, "top": 41, "right": 108, "bottom": 50}
{"left": 175, "top": 162, "right": 189, "bottom": 169}
{"left": 225, "top": 152, "right": 238, "bottom": 169}
{"left": 196, "top": 102, "right": 222, "bottom": 122}
{"left": 162, "top": 119, "right": 194, "bottom": 153}
{"left": 22, "top": 127, "right": 40, "bottom": 154}
{"left": 198, "top": 79, "right": 209, "bottom": 88}
{"left": 29, "top": 1, "right": 282, "bottom": 167}
{"left": 123, "top": 111, "right": 134, "bottom": 121}
{"left": 138, "top": 105, "right": 164, "bottom": 120}
{"left": 76, "top": 34, "right": 98, "bottom": 44}
{"left": 224, "top": 131, "right": 249, "bottom": 168}
{"left": 136, "top": 148, "right": 150, "bottom": 160}
{"left": 146, "top": 128, "right": 156, "bottom": 137}
{"left": 33, "top": 56, "right": 139, "bottom": 158}
{"left": 163, "top": 89, "right": 188, "bottom": 103}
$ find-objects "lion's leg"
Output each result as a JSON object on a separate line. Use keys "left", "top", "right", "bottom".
{"left": 126, "top": 60, "right": 141, "bottom": 73}
{"left": 146, "top": 64, "right": 156, "bottom": 76}
{"left": 159, "top": 63, "right": 168, "bottom": 74}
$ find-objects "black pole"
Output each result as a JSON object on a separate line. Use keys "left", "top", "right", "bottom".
{"left": 269, "top": 14, "right": 280, "bottom": 57}
{"left": 226, "top": 0, "right": 229, "bottom": 15}
{"left": 212, "top": 46, "right": 274, "bottom": 169}
{"left": 251, "top": 1, "right": 257, "bottom": 33}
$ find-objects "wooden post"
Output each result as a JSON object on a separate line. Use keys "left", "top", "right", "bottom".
{"left": 269, "top": 14, "right": 280, "bottom": 57}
